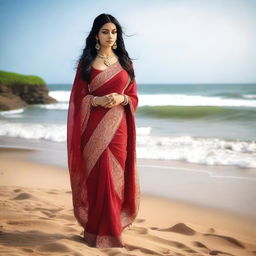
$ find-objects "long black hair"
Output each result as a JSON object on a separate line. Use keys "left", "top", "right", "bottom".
{"left": 76, "top": 13, "right": 135, "bottom": 83}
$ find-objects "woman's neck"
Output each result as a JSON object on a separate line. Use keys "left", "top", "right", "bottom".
{"left": 97, "top": 47, "right": 114, "bottom": 57}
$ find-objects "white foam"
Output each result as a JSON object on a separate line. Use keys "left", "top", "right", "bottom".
{"left": 138, "top": 94, "right": 256, "bottom": 107}
{"left": 0, "top": 108, "right": 25, "bottom": 115}
{"left": 0, "top": 121, "right": 150, "bottom": 143}
{"left": 136, "top": 127, "right": 152, "bottom": 136}
{"left": 37, "top": 103, "right": 69, "bottom": 110}
{"left": 243, "top": 94, "right": 256, "bottom": 99}
{"left": 0, "top": 120, "right": 255, "bottom": 168}
{"left": 136, "top": 135, "right": 256, "bottom": 168}
{"left": 1, "top": 92, "right": 255, "bottom": 114}
{"left": 0, "top": 121, "right": 66, "bottom": 142}
{"left": 49, "top": 90, "right": 70, "bottom": 102}
{"left": 47, "top": 91, "right": 256, "bottom": 108}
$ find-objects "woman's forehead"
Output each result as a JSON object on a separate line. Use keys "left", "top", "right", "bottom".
{"left": 101, "top": 22, "right": 116, "bottom": 30}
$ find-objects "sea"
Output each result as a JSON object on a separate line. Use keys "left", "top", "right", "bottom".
{"left": 0, "top": 83, "right": 256, "bottom": 169}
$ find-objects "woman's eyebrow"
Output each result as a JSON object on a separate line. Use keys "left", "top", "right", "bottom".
{"left": 101, "top": 28, "right": 117, "bottom": 31}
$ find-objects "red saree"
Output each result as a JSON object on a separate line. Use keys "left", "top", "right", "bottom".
{"left": 67, "top": 60, "right": 140, "bottom": 248}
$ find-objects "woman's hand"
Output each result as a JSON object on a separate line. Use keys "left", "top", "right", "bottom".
{"left": 103, "top": 93, "right": 124, "bottom": 108}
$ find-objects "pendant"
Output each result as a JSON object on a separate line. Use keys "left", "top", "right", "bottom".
{"left": 104, "top": 59, "right": 111, "bottom": 66}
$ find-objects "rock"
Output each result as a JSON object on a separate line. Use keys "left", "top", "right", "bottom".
{"left": 0, "top": 70, "right": 57, "bottom": 111}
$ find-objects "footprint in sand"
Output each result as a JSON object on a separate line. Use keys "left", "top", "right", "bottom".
{"left": 150, "top": 222, "right": 196, "bottom": 236}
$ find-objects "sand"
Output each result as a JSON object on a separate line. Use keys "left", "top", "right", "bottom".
{"left": 0, "top": 146, "right": 256, "bottom": 256}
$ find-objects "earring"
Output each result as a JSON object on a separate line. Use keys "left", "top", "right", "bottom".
{"left": 112, "top": 42, "right": 117, "bottom": 49}
{"left": 95, "top": 39, "right": 100, "bottom": 50}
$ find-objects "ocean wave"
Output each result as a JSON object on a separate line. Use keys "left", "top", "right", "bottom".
{"left": 211, "top": 92, "right": 256, "bottom": 99}
{"left": 211, "top": 92, "right": 245, "bottom": 99}
{"left": 0, "top": 121, "right": 66, "bottom": 142}
{"left": 0, "top": 120, "right": 255, "bottom": 168}
{"left": 49, "top": 90, "right": 70, "bottom": 102}
{"left": 47, "top": 91, "right": 256, "bottom": 108}
{"left": 0, "top": 108, "right": 25, "bottom": 116}
{"left": 243, "top": 94, "right": 256, "bottom": 99}
{"left": 31, "top": 93, "right": 256, "bottom": 113}
{"left": 0, "top": 121, "right": 151, "bottom": 142}
{"left": 138, "top": 94, "right": 256, "bottom": 107}
{"left": 137, "top": 135, "right": 256, "bottom": 168}
{"left": 37, "top": 103, "right": 69, "bottom": 110}
{"left": 138, "top": 105, "right": 256, "bottom": 120}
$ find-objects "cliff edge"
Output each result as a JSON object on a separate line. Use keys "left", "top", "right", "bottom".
{"left": 0, "top": 70, "right": 57, "bottom": 111}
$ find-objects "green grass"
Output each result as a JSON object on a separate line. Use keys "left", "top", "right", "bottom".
{"left": 0, "top": 70, "right": 46, "bottom": 86}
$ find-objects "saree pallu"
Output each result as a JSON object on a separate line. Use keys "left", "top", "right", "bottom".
{"left": 67, "top": 61, "right": 140, "bottom": 248}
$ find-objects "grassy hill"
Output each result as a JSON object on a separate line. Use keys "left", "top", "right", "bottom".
{"left": 0, "top": 70, "right": 46, "bottom": 86}
{"left": 0, "top": 70, "right": 57, "bottom": 111}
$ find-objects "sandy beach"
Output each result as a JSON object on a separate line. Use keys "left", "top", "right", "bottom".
{"left": 0, "top": 140, "right": 256, "bottom": 256}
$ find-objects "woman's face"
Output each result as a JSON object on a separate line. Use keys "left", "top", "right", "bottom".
{"left": 96, "top": 22, "right": 117, "bottom": 48}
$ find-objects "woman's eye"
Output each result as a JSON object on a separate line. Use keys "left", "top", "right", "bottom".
{"left": 102, "top": 31, "right": 117, "bottom": 34}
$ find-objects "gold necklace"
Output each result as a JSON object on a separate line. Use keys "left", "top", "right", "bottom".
{"left": 97, "top": 53, "right": 115, "bottom": 66}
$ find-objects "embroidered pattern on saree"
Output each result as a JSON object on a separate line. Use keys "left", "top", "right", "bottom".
{"left": 82, "top": 106, "right": 125, "bottom": 178}
{"left": 84, "top": 230, "right": 124, "bottom": 248}
{"left": 120, "top": 100, "right": 140, "bottom": 228}
{"left": 109, "top": 149, "right": 124, "bottom": 201}
{"left": 121, "top": 76, "right": 131, "bottom": 94}
{"left": 89, "top": 61, "right": 123, "bottom": 93}
{"left": 80, "top": 95, "right": 94, "bottom": 132}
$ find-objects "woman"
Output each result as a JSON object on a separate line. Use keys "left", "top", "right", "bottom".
{"left": 67, "top": 13, "right": 140, "bottom": 248}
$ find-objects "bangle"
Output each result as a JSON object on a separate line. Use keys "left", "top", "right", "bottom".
{"left": 120, "top": 94, "right": 129, "bottom": 106}
{"left": 91, "top": 96, "right": 98, "bottom": 107}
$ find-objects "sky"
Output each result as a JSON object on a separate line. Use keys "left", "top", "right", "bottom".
{"left": 0, "top": 0, "right": 256, "bottom": 84}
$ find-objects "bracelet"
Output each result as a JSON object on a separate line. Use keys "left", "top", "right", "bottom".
{"left": 91, "top": 96, "right": 98, "bottom": 107}
{"left": 120, "top": 94, "right": 129, "bottom": 106}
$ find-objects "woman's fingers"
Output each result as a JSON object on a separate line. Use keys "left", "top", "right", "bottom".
{"left": 103, "top": 93, "right": 119, "bottom": 108}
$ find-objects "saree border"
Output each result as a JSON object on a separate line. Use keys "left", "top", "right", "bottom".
{"left": 120, "top": 98, "right": 140, "bottom": 229}
{"left": 121, "top": 76, "right": 131, "bottom": 94}
{"left": 83, "top": 230, "right": 124, "bottom": 248}
{"left": 80, "top": 95, "right": 94, "bottom": 132}
{"left": 109, "top": 149, "right": 125, "bottom": 202}
{"left": 82, "top": 105, "right": 125, "bottom": 178}
{"left": 89, "top": 61, "right": 123, "bottom": 93}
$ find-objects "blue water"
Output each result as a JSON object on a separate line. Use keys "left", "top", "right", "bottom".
{"left": 0, "top": 83, "right": 256, "bottom": 168}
